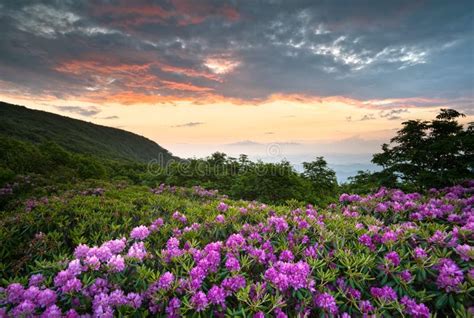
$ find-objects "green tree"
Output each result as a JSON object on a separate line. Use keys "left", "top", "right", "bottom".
{"left": 372, "top": 109, "right": 473, "bottom": 189}
{"left": 340, "top": 170, "right": 398, "bottom": 194}
{"left": 302, "top": 157, "right": 338, "bottom": 203}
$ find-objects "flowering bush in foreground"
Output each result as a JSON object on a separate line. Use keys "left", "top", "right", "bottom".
{"left": 0, "top": 182, "right": 473, "bottom": 317}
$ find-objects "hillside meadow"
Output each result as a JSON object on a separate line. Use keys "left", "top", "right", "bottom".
{"left": 0, "top": 180, "right": 472, "bottom": 317}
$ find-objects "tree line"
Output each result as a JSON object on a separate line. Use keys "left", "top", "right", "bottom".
{"left": 0, "top": 109, "right": 472, "bottom": 206}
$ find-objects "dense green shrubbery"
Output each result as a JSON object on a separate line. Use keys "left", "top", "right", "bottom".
{"left": 0, "top": 181, "right": 472, "bottom": 317}
{"left": 0, "top": 136, "right": 340, "bottom": 207}
{"left": 0, "top": 182, "right": 219, "bottom": 278}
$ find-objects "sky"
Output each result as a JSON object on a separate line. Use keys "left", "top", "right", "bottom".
{"left": 0, "top": 0, "right": 473, "bottom": 180}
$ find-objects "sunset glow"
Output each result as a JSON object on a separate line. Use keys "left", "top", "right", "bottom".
{"left": 0, "top": 0, "right": 472, "bottom": 171}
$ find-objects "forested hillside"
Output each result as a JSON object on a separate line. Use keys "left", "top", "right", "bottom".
{"left": 0, "top": 102, "right": 176, "bottom": 163}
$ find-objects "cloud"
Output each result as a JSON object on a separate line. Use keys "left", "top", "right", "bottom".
{"left": 101, "top": 115, "right": 119, "bottom": 120}
{"left": 360, "top": 114, "right": 375, "bottom": 121}
{"left": 90, "top": 0, "right": 240, "bottom": 28}
{"left": 226, "top": 140, "right": 263, "bottom": 147}
{"left": 54, "top": 105, "right": 101, "bottom": 117}
{"left": 379, "top": 108, "right": 409, "bottom": 120}
{"left": 172, "top": 121, "right": 204, "bottom": 128}
{"left": 0, "top": 0, "right": 472, "bottom": 106}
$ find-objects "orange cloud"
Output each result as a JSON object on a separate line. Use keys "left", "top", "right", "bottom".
{"left": 83, "top": 91, "right": 183, "bottom": 105}
{"left": 1, "top": 70, "right": 461, "bottom": 111}
{"left": 161, "top": 80, "right": 214, "bottom": 92}
{"left": 157, "top": 63, "right": 222, "bottom": 82}
{"left": 55, "top": 60, "right": 153, "bottom": 75}
{"left": 90, "top": 0, "right": 240, "bottom": 28}
{"left": 54, "top": 58, "right": 214, "bottom": 95}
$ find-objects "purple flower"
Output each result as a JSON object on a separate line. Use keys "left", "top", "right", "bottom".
{"left": 253, "top": 312, "right": 265, "bottom": 318}
{"left": 41, "top": 304, "right": 62, "bottom": 318}
{"left": 158, "top": 272, "right": 174, "bottom": 290}
{"left": 107, "top": 255, "right": 126, "bottom": 272}
{"left": 359, "top": 300, "right": 374, "bottom": 313}
{"left": 359, "top": 234, "right": 375, "bottom": 250}
{"left": 279, "top": 250, "right": 294, "bottom": 262}
{"left": 215, "top": 214, "right": 226, "bottom": 223}
{"left": 381, "top": 230, "right": 398, "bottom": 244}
{"left": 314, "top": 292, "right": 338, "bottom": 314}
{"left": 274, "top": 308, "right": 288, "bottom": 318}
{"left": 375, "top": 202, "right": 388, "bottom": 213}
{"left": 400, "top": 296, "right": 430, "bottom": 318}
{"left": 166, "top": 297, "right": 181, "bottom": 318}
{"left": 54, "top": 270, "right": 74, "bottom": 288}
{"left": 400, "top": 270, "right": 413, "bottom": 282}
{"left": 6, "top": 284, "right": 24, "bottom": 305}
{"left": 127, "top": 292, "right": 142, "bottom": 308}
{"left": 226, "top": 233, "right": 246, "bottom": 251}
{"left": 413, "top": 247, "right": 428, "bottom": 260}
{"left": 92, "top": 292, "right": 113, "bottom": 317}
{"left": 436, "top": 258, "right": 464, "bottom": 292}
{"left": 221, "top": 275, "right": 246, "bottom": 295}
{"left": 62, "top": 278, "right": 82, "bottom": 293}
{"left": 370, "top": 286, "right": 397, "bottom": 302}
{"left": 67, "top": 259, "right": 84, "bottom": 276}
{"left": 23, "top": 286, "right": 40, "bottom": 302}
{"left": 28, "top": 273, "right": 44, "bottom": 287}
{"left": 268, "top": 216, "right": 289, "bottom": 233}
{"left": 149, "top": 218, "right": 164, "bottom": 231}
{"left": 339, "top": 193, "right": 361, "bottom": 203}
{"left": 64, "top": 309, "right": 80, "bottom": 318}
{"left": 73, "top": 244, "right": 90, "bottom": 259}
{"left": 346, "top": 287, "right": 361, "bottom": 300}
{"left": 172, "top": 211, "right": 187, "bottom": 224}
{"left": 385, "top": 251, "right": 400, "bottom": 267}
{"left": 87, "top": 246, "right": 113, "bottom": 262}
{"left": 102, "top": 238, "right": 126, "bottom": 254}
{"left": 264, "top": 261, "right": 311, "bottom": 291}
{"left": 225, "top": 254, "right": 241, "bottom": 272}
{"left": 207, "top": 285, "right": 226, "bottom": 306}
{"left": 455, "top": 244, "right": 473, "bottom": 261}
{"left": 130, "top": 225, "right": 150, "bottom": 240}
{"left": 217, "top": 202, "right": 229, "bottom": 212}
{"left": 108, "top": 289, "right": 127, "bottom": 306}
{"left": 12, "top": 300, "right": 36, "bottom": 316}
{"left": 84, "top": 255, "right": 101, "bottom": 270}
{"left": 191, "top": 291, "right": 208, "bottom": 312}
{"left": 127, "top": 242, "right": 147, "bottom": 261}
{"left": 37, "top": 289, "right": 57, "bottom": 307}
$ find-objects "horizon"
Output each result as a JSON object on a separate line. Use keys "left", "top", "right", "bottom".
{"left": 0, "top": 1, "right": 473, "bottom": 180}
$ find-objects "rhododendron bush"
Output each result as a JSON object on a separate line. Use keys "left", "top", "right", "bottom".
{"left": 1, "top": 182, "right": 473, "bottom": 317}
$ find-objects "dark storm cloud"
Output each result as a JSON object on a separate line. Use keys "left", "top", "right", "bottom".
{"left": 0, "top": 0, "right": 472, "bottom": 106}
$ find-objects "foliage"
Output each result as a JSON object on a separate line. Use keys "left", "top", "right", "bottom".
{"left": 0, "top": 101, "right": 176, "bottom": 163}
{"left": 0, "top": 182, "right": 473, "bottom": 317}
{"left": 302, "top": 156, "right": 338, "bottom": 204}
{"left": 340, "top": 170, "right": 399, "bottom": 194}
{"left": 160, "top": 154, "right": 336, "bottom": 205}
{"left": 372, "top": 109, "right": 474, "bottom": 190}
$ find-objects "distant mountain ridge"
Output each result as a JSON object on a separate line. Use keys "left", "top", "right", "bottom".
{"left": 0, "top": 101, "right": 177, "bottom": 163}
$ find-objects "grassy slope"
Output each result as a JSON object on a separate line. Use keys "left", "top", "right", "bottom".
{"left": 0, "top": 102, "right": 177, "bottom": 163}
